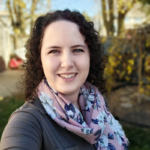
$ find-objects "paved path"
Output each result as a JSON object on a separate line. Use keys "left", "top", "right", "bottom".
{"left": 0, "top": 70, "right": 24, "bottom": 97}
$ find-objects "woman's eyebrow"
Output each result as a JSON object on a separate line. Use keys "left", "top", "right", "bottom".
{"left": 46, "top": 45, "right": 86, "bottom": 50}
{"left": 71, "top": 45, "right": 86, "bottom": 48}
{"left": 46, "top": 46, "right": 61, "bottom": 50}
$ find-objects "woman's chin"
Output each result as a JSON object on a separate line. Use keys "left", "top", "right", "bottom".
{"left": 57, "top": 86, "right": 79, "bottom": 96}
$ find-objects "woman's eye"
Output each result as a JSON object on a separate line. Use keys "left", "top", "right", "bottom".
{"left": 73, "top": 49, "right": 84, "bottom": 52}
{"left": 49, "top": 50, "right": 59, "bottom": 54}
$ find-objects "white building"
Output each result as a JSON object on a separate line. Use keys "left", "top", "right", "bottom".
{"left": 0, "top": 11, "right": 29, "bottom": 70}
{"left": 0, "top": 11, "right": 13, "bottom": 69}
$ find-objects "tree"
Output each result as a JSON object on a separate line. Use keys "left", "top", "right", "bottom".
{"left": 138, "top": 0, "right": 150, "bottom": 4}
{"left": 82, "top": 11, "right": 92, "bottom": 22}
{"left": 6, "top": 0, "right": 51, "bottom": 49}
{"left": 101, "top": 0, "right": 114, "bottom": 36}
{"left": 100, "top": 0, "right": 137, "bottom": 36}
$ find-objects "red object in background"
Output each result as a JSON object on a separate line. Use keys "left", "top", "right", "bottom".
{"left": 9, "top": 58, "right": 24, "bottom": 69}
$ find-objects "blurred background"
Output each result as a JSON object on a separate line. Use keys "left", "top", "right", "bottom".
{"left": 0, "top": 0, "right": 150, "bottom": 149}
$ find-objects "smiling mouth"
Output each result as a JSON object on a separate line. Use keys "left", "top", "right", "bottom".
{"left": 58, "top": 73, "right": 77, "bottom": 78}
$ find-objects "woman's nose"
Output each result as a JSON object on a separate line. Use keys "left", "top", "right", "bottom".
{"left": 60, "top": 51, "right": 74, "bottom": 69}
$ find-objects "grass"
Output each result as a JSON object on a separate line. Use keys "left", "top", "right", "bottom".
{"left": 0, "top": 94, "right": 150, "bottom": 150}
{"left": 123, "top": 126, "right": 150, "bottom": 150}
{"left": 0, "top": 94, "right": 24, "bottom": 137}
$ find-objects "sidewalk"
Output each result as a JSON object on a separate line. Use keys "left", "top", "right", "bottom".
{"left": 0, "top": 70, "right": 24, "bottom": 97}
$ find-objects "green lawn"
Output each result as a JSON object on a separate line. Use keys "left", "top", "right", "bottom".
{"left": 0, "top": 94, "right": 24, "bottom": 137}
{"left": 123, "top": 126, "right": 150, "bottom": 150}
{"left": 0, "top": 94, "right": 150, "bottom": 150}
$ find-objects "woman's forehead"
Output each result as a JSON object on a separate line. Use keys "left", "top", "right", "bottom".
{"left": 42, "top": 20, "right": 86, "bottom": 47}
{"left": 44, "top": 20, "right": 80, "bottom": 35}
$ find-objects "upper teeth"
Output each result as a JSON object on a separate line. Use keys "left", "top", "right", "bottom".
{"left": 60, "top": 74, "right": 76, "bottom": 78}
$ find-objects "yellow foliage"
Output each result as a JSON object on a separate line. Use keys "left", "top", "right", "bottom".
{"left": 116, "top": 70, "right": 120, "bottom": 74}
{"left": 125, "top": 76, "right": 130, "bottom": 81}
{"left": 128, "top": 59, "right": 134, "bottom": 65}
{"left": 142, "top": 54, "right": 145, "bottom": 58}
{"left": 146, "top": 38, "right": 150, "bottom": 47}
{"left": 118, "top": 55, "right": 122, "bottom": 59}
{"left": 117, "top": 0, "right": 138, "bottom": 13}
{"left": 140, "top": 81, "right": 143, "bottom": 86}
{"left": 120, "top": 10, "right": 125, "bottom": 14}
{"left": 140, "top": 88, "right": 144, "bottom": 93}
{"left": 0, "top": 97, "right": 4, "bottom": 101}
{"left": 133, "top": 53, "right": 137, "bottom": 57}
{"left": 145, "top": 55, "right": 150, "bottom": 71}
{"left": 101, "top": 37, "right": 106, "bottom": 43}
{"left": 105, "top": 67, "right": 114, "bottom": 74}
{"left": 15, "top": 0, "right": 26, "bottom": 8}
{"left": 121, "top": 71, "right": 125, "bottom": 76}
{"left": 108, "top": 56, "right": 116, "bottom": 67}
{"left": 146, "top": 91, "right": 150, "bottom": 96}
{"left": 146, "top": 76, "right": 150, "bottom": 81}
{"left": 146, "top": 84, "right": 150, "bottom": 89}
{"left": 108, "top": 47, "right": 114, "bottom": 53}
{"left": 127, "top": 65, "right": 132, "bottom": 74}
{"left": 14, "top": 28, "right": 20, "bottom": 34}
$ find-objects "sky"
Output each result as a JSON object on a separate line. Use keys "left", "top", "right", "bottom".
{"left": 0, "top": 0, "right": 100, "bottom": 17}
{"left": 51, "top": 0, "right": 100, "bottom": 17}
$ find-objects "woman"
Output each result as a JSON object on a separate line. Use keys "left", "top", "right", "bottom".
{"left": 0, "top": 9, "right": 129, "bottom": 150}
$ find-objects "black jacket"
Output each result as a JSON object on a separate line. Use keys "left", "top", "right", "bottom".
{"left": 0, "top": 98, "right": 96, "bottom": 150}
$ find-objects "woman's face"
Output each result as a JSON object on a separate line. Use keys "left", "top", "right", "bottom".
{"left": 41, "top": 20, "right": 90, "bottom": 96}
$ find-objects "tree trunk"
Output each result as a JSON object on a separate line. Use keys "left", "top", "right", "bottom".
{"left": 13, "top": 34, "right": 17, "bottom": 50}
{"left": 102, "top": 0, "right": 114, "bottom": 36}
{"left": 117, "top": 0, "right": 137, "bottom": 35}
{"left": 30, "top": 0, "right": 37, "bottom": 32}
{"left": 7, "top": 0, "right": 15, "bottom": 27}
{"left": 117, "top": 12, "right": 125, "bottom": 35}
{"left": 108, "top": 0, "right": 114, "bottom": 36}
{"left": 138, "top": 37, "right": 142, "bottom": 103}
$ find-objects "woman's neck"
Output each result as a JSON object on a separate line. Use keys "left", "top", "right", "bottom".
{"left": 62, "top": 89, "right": 80, "bottom": 109}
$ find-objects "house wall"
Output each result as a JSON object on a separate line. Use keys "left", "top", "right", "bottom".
{"left": 0, "top": 20, "right": 13, "bottom": 69}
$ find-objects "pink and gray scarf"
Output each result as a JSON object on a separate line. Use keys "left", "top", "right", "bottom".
{"left": 38, "top": 79, "right": 129, "bottom": 150}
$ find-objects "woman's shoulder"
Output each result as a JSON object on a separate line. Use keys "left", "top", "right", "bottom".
{"left": 3, "top": 98, "right": 45, "bottom": 135}
{"left": 17, "top": 97, "right": 46, "bottom": 112}
{"left": 6, "top": 102, "right": 43, "bottom": 132}
{"left": 9, "top": 97, "right": 46, "bottom": 119}
{"left": 0, "top": 99, "right": 44, "bottom": 150}
{"left": 3, "top": 98, "right": 48, "bottom": 132}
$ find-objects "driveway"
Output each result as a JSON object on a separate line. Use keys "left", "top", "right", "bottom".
{"left": 0, "top": 70, "right": 24, "bottom": 97}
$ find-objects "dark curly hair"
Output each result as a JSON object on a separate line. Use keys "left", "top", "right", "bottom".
{"left": 24, "top": 9, "right": 106, "bottom": 101}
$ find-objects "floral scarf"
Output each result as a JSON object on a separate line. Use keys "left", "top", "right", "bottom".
{"left": 38, "top": 79, "right": 129, "bottom": 150}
